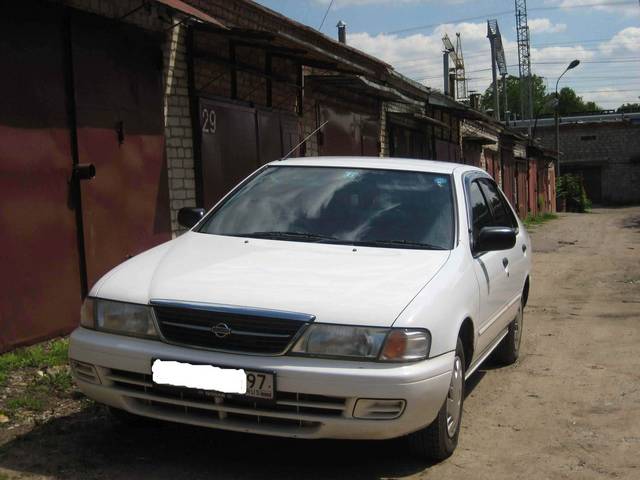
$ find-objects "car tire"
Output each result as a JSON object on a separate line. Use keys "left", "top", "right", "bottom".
{"left": 407, "top": 337, "right": 465, "bottom": 461}
{"left": 496, "top": 301, "right": 524, "bottom": 365}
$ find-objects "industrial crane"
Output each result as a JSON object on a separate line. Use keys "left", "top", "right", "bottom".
{"left": 442, "top": 33, "right": 468, "bottom": 101}
{"left": 487, "top": 19, "right": 508, "bottom": 121}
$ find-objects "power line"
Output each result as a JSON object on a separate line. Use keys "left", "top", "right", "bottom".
{"left": 318, "top": 0, "right": 334, "bottom": 31}
{"left": 412, "top": 59, "right": 640, "bottom": 81}
{"left": 385, "top": 1, "right": 637, "bottom": 35}
{"left": 406, "top": 59, "right": 640, "bottom": 80}
{"left": 390, "top": 41, "right": 632, "bottom": 69}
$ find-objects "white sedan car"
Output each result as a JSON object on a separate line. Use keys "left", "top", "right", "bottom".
{"left": 70, "top": 157, "right": 531, "bottom": 460}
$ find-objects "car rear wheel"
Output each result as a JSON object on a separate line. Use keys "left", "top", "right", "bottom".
{"left": 496, "top": 301, "right": 524, "bottom": 365}
{"left": 407, "top": 337, "right": 465, "bottom": 461}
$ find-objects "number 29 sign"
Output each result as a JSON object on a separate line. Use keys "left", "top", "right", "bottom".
{"left": 201, "top": 107, "right": 216, "bottom": 134}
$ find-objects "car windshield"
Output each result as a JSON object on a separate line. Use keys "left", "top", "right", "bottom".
{"left": 198, "top": 166, "right": 455, "bottom": 250}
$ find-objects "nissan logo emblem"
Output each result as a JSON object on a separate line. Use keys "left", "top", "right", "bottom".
{"left": 212, "top": 322, "right": 231, "bottom": 338}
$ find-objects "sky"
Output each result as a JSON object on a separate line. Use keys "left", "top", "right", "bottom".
{"left": 255, "top": 0, "right": 640, "bottom": 110}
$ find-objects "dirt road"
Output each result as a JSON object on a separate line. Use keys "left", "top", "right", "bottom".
{"left": 1, "top": 207, "right": 639, "bottom": 479}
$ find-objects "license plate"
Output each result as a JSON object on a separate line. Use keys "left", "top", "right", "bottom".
{"left": 243, "top": 370, "right": 275, "bottom": 400}
{"left": 151, "top": 359, "right": 275, "bottom": 401}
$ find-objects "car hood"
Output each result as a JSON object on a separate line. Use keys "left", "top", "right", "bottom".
{"left": 93, "top": 232, "right": 450, "bottom": 327}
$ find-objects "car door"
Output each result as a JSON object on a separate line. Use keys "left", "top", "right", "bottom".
{"left": 467, "top": 179, "right": 515, "bottom": 356}
{"left": 478, "top": 178, "right": 526, "bottom": 308}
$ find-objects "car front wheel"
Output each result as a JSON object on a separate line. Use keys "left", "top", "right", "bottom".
{"left": 407, "top": 337, "right": 465, "bottom": 461}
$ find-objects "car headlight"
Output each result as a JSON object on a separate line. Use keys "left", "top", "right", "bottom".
{"left": 80, "top": 298, "right": 158, "bottom": 338}
{"left": 290, "top": 324, "right": 430, "bottom": 362}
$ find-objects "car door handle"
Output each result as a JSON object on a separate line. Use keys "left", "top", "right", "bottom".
{"left": 522, "top": 244, "right": 527, "bottom": 254}
{"left": 502, "top": 257, "right": 509, "bottom": 268}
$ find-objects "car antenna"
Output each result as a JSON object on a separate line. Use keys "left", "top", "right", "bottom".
{"left": 279, "top": 120, "right": 329, "bottom": 161}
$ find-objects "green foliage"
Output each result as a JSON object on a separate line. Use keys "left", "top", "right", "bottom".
{"left": 556, "top": 88, "right": 601, "bottom": 115}
{"left": 481, "top": 75, "right": 549, "bottom": 118}
{"left": 617, "top": 103, "right": 640, "bottom": 113}
{"left": 557, "top": 174, "right": 591, "bottom": 213}
{"left": 480, "top": 75, "right": 601, "bottom": 118}
{"left": 524, "top": 212, "right": 558, "bottom": 228}
{"left": 0, "top": 338, "right": 69, "bottom": 386}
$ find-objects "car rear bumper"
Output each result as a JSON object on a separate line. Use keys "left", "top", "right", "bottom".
{"left": 69, "top": 327, "right": 453, "bottom": 440}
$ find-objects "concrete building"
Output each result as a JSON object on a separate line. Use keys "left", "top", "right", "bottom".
{"left": 0, "top": 0, "right": 555, "bottom": 351}
{"left": 515, "top": 112, "right": 640, "bottom": 205}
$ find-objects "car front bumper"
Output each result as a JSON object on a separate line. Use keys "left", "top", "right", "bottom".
{"left": 69, "top": 327, "right": 453, "bottom": 440}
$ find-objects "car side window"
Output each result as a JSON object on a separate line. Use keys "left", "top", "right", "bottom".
{"left": 468, "top": 181, "right": 492, "bottom": 242}
{"left": 478, "top": 179, "right": 517, "bottom": 229}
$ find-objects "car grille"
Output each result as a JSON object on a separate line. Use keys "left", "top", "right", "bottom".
{"left": 152, "top": 302, "right": 312, "bottom": 355}
{"left": 104, "top": 368, "right": 347, "bottom": 435}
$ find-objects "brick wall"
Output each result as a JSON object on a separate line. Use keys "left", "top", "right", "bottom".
{"left": 537, "top": 122, "right": 640, "bottom": 204}
{"left": 164, "top": 22, "right": 197, "bottom": 235}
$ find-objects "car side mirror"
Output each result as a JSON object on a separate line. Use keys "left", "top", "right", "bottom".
{"left": 475, "top": 227, "right": 516, "bottom": 253}
{"left": 178, "top": 207, "right": 205, "bottom": 229}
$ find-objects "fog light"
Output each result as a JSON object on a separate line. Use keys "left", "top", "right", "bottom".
{"left": 353, "top": 398, "right": 406, "bottom": 420}
{"left": 70, "top": 359, "right": 101, "bottom": 385}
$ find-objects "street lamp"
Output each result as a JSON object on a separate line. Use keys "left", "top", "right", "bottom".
{"left": 555, "top": 59, "right": 580, "bottom": 178}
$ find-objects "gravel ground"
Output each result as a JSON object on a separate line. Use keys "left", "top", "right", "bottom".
{"left": 1, "top": 207, "right": 638, "bottom": 480}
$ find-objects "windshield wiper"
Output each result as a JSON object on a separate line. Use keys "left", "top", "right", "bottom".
{"left": 234, "top": 231, "right": 339, "bottom": 242}
{"left": 353, "top": 239, "right": 448, "bottom": 250}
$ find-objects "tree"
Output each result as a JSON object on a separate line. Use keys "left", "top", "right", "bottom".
{"left": 481, "top": 75, "right": 548, "bottom": 119}
{"left": 557, "top": 87, "right": 601, "bottom": 115}
{"left": 480, "top": 75, "right": 602, "bottom": 118}
{"left": 618, "top": 103, "right": 640, "bottom": 113}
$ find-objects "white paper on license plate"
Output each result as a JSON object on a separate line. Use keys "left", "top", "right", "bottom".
{"left": 151, "top": 359, "right": 274, "bottom": 399}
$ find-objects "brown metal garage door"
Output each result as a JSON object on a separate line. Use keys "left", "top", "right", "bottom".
{"left": 0, "top": 3, "right": 170, "bottom": 352}
{"left": 199, "top": 98, "right": 301, "bottom": 207}
{"left": 0, "top": 2, "right": 83, "bottom": 351}
{"left": 318, "top": 103, "right": 380, "bottom": 157}
{"left": 70, "top": 11, "right": 171, "bottom": 288}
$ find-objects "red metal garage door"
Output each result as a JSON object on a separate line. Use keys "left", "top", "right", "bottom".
{"left": 199, "top": 99, "right": 302, "bottom": 207}
{"left": 318, "top": 103, "right": 380, "bottom": 157}
{"left": 70, "top": 11, "right": 171, "bottom": 288}
{"left": 0, "top": 3, "right": 83, "bottom": 351}
{"left": 199, "top": 99, "right": 260, "bottom": 208}
{"left": 257, "top": 109, "right": 301, "bottom": 164}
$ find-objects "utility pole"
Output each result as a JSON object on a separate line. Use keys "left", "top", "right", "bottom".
{"left": 502, "top": 74, "right": 509, "bottom": 123}
{"left": 555, "top": 60, "right": 581, "bottom": 178}
{"left": 489, "top": 30, "right": 500, "bottom": 119}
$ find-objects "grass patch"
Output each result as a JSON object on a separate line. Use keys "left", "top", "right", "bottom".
{"left": 0, "top": 338, "right": 69, "bottom": 386}
{"left": 0, "top": 338, "right": 74, "bottom": 420}
{"left": 524, "top": 212, "right": 558, "bottom": 228}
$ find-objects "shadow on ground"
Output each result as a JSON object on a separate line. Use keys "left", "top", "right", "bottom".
{"left": 0, "top": 406, "right": 432, "bottom": 480}
{"left": 0, "top": 365, "right": 495, "bottom": 479}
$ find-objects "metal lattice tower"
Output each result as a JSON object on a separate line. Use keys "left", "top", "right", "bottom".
{"left": 515, "top": 0, "right": 533, "bottom": 124}
{"left": 454, "top": 33, "right": 468, "bottom": 101}
{"left": 442, "top": 33, "right": 468, "bottom": 101}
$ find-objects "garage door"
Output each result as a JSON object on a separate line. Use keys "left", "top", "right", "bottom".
{"left": 71, "top": 11, "right": 171, "bottom": 288}
{"left": 199, "top": 98, "right": 302, "bottom": 207}
{"left": 318, "top": 103, "right": 380, "bottom": 157}
{"left": 0, "top": 3, "right": 83, "bottom": 351}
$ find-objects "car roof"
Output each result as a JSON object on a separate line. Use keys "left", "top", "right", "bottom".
{"left": 269, "top": 156, "right": 485, "bottom": 176}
